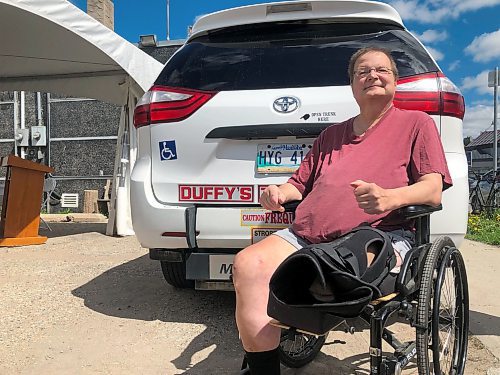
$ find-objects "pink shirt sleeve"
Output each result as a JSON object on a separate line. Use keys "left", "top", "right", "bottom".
{"left": 287, "top": 131, "right": 324, "bottom": 196}
{"left": 409, "top": 116, "right": 453, "bottom": 190}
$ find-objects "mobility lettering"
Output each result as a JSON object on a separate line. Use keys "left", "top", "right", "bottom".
{"left": 219, "top": 263, "right": 233, "bottom": 275}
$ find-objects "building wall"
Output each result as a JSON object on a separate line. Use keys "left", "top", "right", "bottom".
{"left": 469, "top": 146, "right": 500, "bottom": 174}
{"left": 48, "top": 95, "right": 120, "bottom": 212}
{"left": 139, "top": 40, "right": 182, "bottom": 64}
{"left": 0, "top": 91, "right": 43, "bottom": 177}
{"left": 0, "top": 92, "right": 16, "bottom": 173}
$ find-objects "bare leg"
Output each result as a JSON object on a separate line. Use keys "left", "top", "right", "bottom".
{"left": 234, "top": 236, "right": 390, "bottom": 352}
{"left": 367, "top": 245, "right": 378, "bottom": 266}
{"left": 367, "top": 243, "right": 402, "bottom": 266}
{"left": 233, "top": 235, "right": 297, "bottom": 352}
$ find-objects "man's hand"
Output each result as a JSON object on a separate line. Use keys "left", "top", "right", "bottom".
{"left": 260, "top": 185, "right": 287, "bottom": 212}
{"left": 350, "top": 180, "right": 394, "bottom": 214}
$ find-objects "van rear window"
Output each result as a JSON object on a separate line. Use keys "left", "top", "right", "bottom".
{"left": 155, "top": 22, "right": 438, "bottom": 91}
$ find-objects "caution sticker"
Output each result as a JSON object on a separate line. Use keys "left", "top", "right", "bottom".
{"left": 240, "top": 209, "right": 294, "bottom": 227}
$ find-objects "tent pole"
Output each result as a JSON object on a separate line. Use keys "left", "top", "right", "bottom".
{"left": 107, "top": 78, "right": 135, "bottom": 236}
{"left": 106, "top": 100, "right": 127, "bottom": 236}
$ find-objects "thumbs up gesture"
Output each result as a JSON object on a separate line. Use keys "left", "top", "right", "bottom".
{"left": 350, "top": 180, "right": 394, "bottom": 214}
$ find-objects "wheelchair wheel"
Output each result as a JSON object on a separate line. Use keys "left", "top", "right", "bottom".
{"left": 278, "top": 329, "right": 326, "bottom": 368}
{"left": 416, "top": 236, "right": 469, "bottom": 375}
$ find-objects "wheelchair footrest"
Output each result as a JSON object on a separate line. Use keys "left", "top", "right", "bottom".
{"left": 269, "top": 319, "right": 338, "bottom": 336}
{"left": 369, "top": 292, "right": 399, "bottom": 306}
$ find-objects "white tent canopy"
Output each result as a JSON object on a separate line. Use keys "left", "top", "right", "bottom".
{"left": 0, "top": 0, "right": 164, "bottom": 235}
{"left": 0, "top": 0, "right": 162, "bottom": 104}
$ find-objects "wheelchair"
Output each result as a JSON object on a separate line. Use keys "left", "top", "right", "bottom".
{"left": 241, "top": 203, "right": 469, "bottom": 375}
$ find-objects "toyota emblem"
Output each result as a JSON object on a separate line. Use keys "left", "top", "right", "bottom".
{"left": 273, "top": 96, "right": 300, "bottom": 113}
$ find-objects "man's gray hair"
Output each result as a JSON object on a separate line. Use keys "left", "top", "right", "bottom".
{"left": 348, "top": 47, "right": 399, "bottom": 83}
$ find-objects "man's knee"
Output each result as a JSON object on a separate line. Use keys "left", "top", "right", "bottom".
{"left": 233, "top": 235, "right": 296, "bottom": 290}
{"left": 233, "top": 245, "right": 265, "bottom": 288}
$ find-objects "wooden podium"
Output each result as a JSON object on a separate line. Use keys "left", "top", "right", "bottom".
{"left": 0, "top": 155, "right": 54, "bottom": 246}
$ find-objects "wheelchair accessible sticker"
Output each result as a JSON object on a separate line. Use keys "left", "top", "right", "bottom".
{"left": 159, "top": 140, "right": 177, "bottom": 161}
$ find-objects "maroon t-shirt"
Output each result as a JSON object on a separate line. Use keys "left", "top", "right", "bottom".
{"left": 288, "top": 106, "right": 452, "bottom": 244}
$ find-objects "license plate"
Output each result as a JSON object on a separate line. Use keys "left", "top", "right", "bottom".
{"left": 209, "top": 254, "right": 235, "bottom": 280}
{"left": 257, "top": 143, "right": 311, "bottom": 173}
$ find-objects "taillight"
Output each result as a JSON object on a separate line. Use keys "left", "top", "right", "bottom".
{"left": 394, "top": 72, "right": 465, "bottom": 119}
{"left": 133, "top": 86, "right": 216, "bottom": 128}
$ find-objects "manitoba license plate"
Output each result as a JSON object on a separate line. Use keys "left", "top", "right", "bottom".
{"left": 257, "top": 143, "right": 311, "bottom": 173}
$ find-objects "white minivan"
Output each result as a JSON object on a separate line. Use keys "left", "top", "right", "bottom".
{"left": 131, "top": 0, "right": 468, "bottom": 289}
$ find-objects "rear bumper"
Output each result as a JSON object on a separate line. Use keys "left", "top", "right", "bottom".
{"left": 186, "top": 252, "right": 236, "bottom": 281}
{"left": 149, "top": 248, "right": 237, "bottom": 282}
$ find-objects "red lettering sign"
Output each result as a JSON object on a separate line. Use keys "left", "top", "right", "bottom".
{"left": 258, "top": 185, "right": 268, "bottom": 198}
{"left": 179, "top": 185, "right": 254, "bottom": 202}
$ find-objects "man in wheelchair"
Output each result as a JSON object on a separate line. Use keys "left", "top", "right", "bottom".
{"left": 232, "top": 47, "right": 460, "bottom": 374}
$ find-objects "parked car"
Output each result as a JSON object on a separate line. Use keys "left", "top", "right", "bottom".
{"left": 131, "top": 0, "right": 468, "bottom": 289}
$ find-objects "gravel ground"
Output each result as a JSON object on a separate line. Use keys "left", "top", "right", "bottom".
{"left": 0, "top": 222, "right": 498, "bottom": 374}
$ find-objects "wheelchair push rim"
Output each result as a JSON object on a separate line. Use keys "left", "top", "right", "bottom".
{"left": 416, "top": 236, "right": 469, "bottom": 375}
{"left": 432, "top": 247, "right": 469, "bottom": 374}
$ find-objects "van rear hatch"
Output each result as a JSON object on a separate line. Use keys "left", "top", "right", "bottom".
{"left": 145, "top": 21, "right": 439, "bottom": 204}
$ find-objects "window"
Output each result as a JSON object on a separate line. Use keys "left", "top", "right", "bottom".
{"left": 155, "top": 22, "right": 438, "bottom": 91}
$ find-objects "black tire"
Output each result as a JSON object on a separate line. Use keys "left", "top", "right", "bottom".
{"left": 415, "top": 236, "right": 469, "bottom": 375}
{"left": 160, "top": 260, "right": 195, "bottom": 289}
{"left": 278, "top": 330, "right": 326, "bottom": 368}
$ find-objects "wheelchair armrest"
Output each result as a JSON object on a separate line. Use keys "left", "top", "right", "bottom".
{"left": 281, "top": 200, "right": 302, "bottom": 213}
{"left": 281, "top": 203, "right": 442, "bottom": 217}
{"left": 280, "top": 203, "right": 442, "bottom": 218}
{"left": 395, "top": 204, "right": 442, "bottom": 220}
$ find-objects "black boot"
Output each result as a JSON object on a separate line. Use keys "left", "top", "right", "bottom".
{"left": 244, "top": 347, "right": 280, "bottom": 375}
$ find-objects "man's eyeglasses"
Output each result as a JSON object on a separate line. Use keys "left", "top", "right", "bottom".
{"left": 354, "top": 67, "right": 393, "bottom": 78}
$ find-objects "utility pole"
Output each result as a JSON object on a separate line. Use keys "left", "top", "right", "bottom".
{"left": 166, "top": 0, "right": 170, "bottom": 40}
{"left": 488, "top": 67, "right": 499, "bottom": 173}
{"left": 488, "top": 67, "right": 499, "bottom": 207}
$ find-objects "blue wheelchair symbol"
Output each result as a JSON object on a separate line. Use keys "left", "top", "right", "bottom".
{"left": 159, "top": 140, "right": 178, "bottom": 161}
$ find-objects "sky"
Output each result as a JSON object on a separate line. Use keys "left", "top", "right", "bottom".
{"left": 71, "top": 0, "right": 500, "bottom": 139}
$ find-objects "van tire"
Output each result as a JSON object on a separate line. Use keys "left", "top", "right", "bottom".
{"left": 160, "top": 260, "right": 195, "bottom": 289}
